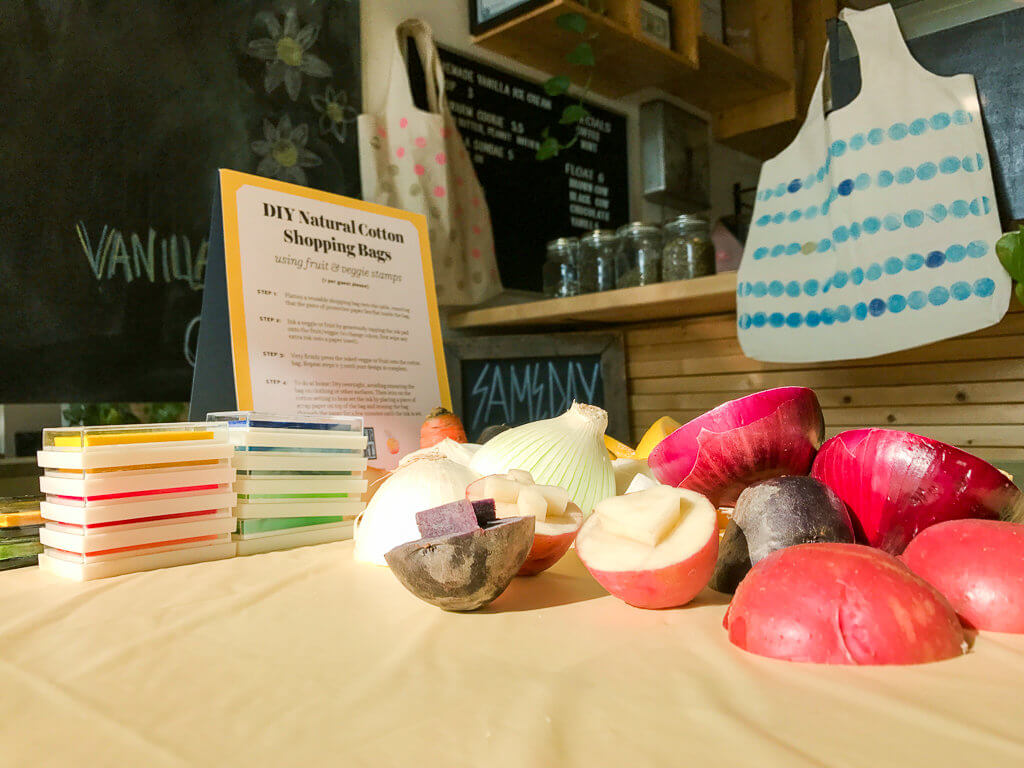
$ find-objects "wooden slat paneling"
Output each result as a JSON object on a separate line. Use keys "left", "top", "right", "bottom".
{"left": 625, "top": 302, "right": 1024, "bottom": 469}
{"left": 632, "top": 381, "right": 1024, "bottom": 411}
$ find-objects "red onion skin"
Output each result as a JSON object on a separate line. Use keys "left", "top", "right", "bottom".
{"left": 724, "top": 543, "right": 966, "bottom": 665}
{"left": 811, "top": 429, "right": 1023, "bottom": 555}
{"left": 648, "top": 387, "right": 824, "bottom": 507}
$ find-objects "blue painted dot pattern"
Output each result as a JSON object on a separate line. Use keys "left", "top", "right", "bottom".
{"left": 753, "top": 155, "right": 984, "bottom": 228}
{"left": 740, "top": 242, "right": 989, "bottom": 298}
{"left": 749, "top": 199, "right": 990, "bottom": 257}
{"left": 738, "top": 279, "right": 998, "bottom": 331}
{"left": 755, "top": 111, "right": 977, "bottom": 202}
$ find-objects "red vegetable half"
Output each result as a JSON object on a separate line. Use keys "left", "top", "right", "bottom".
{"left": 648, "top": 387, "right": 824, "bottom": 506}
{"left": 902, "top": 520, "right": 1024, "bottom": 633}
{"left": 811, "top": 429, "right": 1023, "bottom": 555}
{"left": 724, "top": 543, "right": 966, "bottom": 665}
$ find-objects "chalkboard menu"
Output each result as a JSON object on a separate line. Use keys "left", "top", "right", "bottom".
{"left": 0, "top": 1, "right": 361, "bottom": 403}
{"left": 409, "top": 46, "right": 630, "bottom": 292}
{"left": 444, "top": 333, "right": 628, "bottom": 442}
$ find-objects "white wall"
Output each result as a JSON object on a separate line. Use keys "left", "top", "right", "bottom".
{"left": 360, "top": 0, "right": 762, "bottom": 226}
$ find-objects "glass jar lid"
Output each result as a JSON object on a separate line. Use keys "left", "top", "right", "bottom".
{"left": 663, "top": 213, "right": 710, "bottom": 236}
{"left": 580, "top": 229, "right": 617, "bottom": 245}
{"left": 615, "top": 222, "right": 661, "bottom": 238}
{"left": 547, "top": 237, "right": 579, "bottom": 249}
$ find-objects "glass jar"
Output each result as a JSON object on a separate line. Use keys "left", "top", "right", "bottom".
{"left": 662, "top": 214, "right": 714, "bottom": 281}
{"left": 615, "top": 222, "right": 662, "bottom": 289}
{"left": 542, "top": 237, "right": 580, "bottom": 298}
{"left": 577, "top": 229, "right": 618, "bottom": 293}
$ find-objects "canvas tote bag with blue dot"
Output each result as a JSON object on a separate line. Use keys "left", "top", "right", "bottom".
{"left": 736, "top": 4, "right": 1011, "bottom": 363}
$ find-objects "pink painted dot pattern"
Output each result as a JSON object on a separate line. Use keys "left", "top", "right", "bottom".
{"left": 472, "top": 248, "right": 481, "bottom": 259}
{"left": 434, "top": 185, "right": 446, "bottom": 197}
{"left": 396, "top": 147, "right": 405, "bottom": 158}
{"left": 399, "top": 117, "right": 408, "bottom": 128}
{"left": 435, "top": 152, "right": 447, "bottom": 165}
{"left": 415, "top": 137, "right": 427, "bottom": 148}
{"left": 376, "top": 126, "right": 387, "bottom": 138}
{"left": 414, "top": 164, "right": 425, "bottom": 176}
{"left": 472, "top": 225, "right": 481, "bottom": 235}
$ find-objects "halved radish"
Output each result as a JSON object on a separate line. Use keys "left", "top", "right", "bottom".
{"left": 724, "top": 543, "right": 966, "bottom": 664}
{"left": 901, "top": 519, "right": 1024, "bottom": 633}
{"left": 576, "top": 485, "right": 718, "bottom": 609}
{"left": 467, "top": 471, "right": 583, "bottom": 576}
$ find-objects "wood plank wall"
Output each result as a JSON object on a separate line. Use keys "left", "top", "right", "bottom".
{"left": 626, "top": 300, "right": 1024, "bottom": 465}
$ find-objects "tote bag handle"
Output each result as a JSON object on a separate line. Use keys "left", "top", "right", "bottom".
{"left": 397, "top": 19, "right": 448, "bottom": 115}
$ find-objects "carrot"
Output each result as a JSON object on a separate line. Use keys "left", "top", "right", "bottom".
{"left": 420, "top": 407, "right": 467, "bottom": 448}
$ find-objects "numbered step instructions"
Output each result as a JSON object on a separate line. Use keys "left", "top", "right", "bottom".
{"left": 232, "top": 183, "right": 443, "bottom": 423}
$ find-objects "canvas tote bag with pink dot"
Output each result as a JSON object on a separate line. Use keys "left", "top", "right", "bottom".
{"left": 736, "top": 5, "right": 1011, "bottom": 363}
{"left": 358, "top": 19, "right": 502, "bottom": 306}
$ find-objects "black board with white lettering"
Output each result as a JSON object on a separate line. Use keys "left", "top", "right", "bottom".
{"left": 0, "top": 1, "right": 360, "bottom": 403}
{"left": 408, "top": 46, "right": 630, "bottom": 292}
{"left": 444, "top": 332, "right": 628, "bottom": 442}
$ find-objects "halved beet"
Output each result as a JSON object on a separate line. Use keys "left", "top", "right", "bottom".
{"left": 811, "top": 429, "right": 1024, "bottom": 554}
{"left": 386, "top": 510, "right": 534, "bottom": 612}
{"left": 648, "top": 387, "right": 824, "bottom": 506}
{"left": 710, "top": 476, "right": 854, "bottom": 594}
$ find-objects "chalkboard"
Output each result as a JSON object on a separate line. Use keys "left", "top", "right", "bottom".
{"left": 444, "top": 333, "right": 628, "bottom": 442}
{"left": 0, "top": 1, "right": 361, "bottom": 403}
{"left": 408, "top": 46, "right": 630, "bottom": 292}
{"left": 828, "top": 8, "right": 1024, "bottom": 223}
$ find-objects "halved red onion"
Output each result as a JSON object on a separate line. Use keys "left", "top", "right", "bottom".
{"left": 648, "top": 387, "right": 825, "bottom": 506}
{"left": 811, "top": 429, "right": 1024, "bottom": 555}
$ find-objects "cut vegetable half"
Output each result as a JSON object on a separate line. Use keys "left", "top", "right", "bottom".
{"left": 724, "top": 543, "right": 966, "bottom": 665}
{"left": 811, "top": 428, "right": 1024, "bottom": 554}
{"left": 648, "top": 387, "right": 825, "bottom": 506}
{"left": 576, "top": 486, "right": 718, "bottom": 609}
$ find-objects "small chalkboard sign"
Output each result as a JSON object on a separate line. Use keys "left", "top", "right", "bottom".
{"left": 445, "top": 332, "right": 628, "bottom": 442}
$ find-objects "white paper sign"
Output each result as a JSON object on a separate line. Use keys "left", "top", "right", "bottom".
{"left": 194, "top": 169, "right": 449, "bottom": 470}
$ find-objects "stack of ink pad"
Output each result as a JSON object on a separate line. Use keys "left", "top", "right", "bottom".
{"left": 0, "top": 495, "right": 44, "bottom": 571}
{"left": 207, "top": 412, "right": 367, "bottom": 556}
{"left": 36, "top": 424, "right": 238, "bottom": 581}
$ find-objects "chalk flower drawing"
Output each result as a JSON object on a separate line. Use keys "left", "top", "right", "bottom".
{"left": 247, "top": 8, "right": 331, "bottom": 101}
{"left": 251, "top": 116, "right": 322, "bottom": 185}
{"left": 311, "top": 85, "right": 358, "bottom": 143}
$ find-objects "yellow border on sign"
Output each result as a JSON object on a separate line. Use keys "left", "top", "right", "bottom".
{"left": 217, "top": 168, "right": 451, "bottom": 412}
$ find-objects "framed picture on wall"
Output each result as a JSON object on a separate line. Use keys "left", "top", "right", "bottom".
{"left": 469, "top": 0, "right": 550, "bottom": 35}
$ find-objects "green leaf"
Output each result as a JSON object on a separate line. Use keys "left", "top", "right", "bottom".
{"left": 556, "top": 12, "right": 587, "bottom": 35}
{"left": 558, "top": 103, "right": 590, "bottom": 125}
{"left": 536, "top": 136, "right": 560, "bottom": 161}
{"left": 565, "top": 41, "right": 595, "bottom": 67}
{"left": 1017, "top": 282, "right": 1024, "bottom": 305}
{"left": 543, "top": 74, "right": 571, "bottom": 96}
{"left": 996, "top": 229, "right": 1024, "bottom": 282}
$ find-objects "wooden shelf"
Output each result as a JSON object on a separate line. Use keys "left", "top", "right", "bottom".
{"left": 447, "top": 273, "right": 738, "bottom": 329}
{"left": 471, "top": 1, "right": 790, "bottom": 112}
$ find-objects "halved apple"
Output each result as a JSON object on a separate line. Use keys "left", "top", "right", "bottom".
{"left": 576, "top": 485, "right": 718, "bottom": 609}
{"left": 467, "top": 470, "right": 584, "bottom": 576}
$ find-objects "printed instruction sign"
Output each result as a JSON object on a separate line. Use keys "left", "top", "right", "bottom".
{"left": 190, "top": 169, "right": 450, "bottom": 469}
